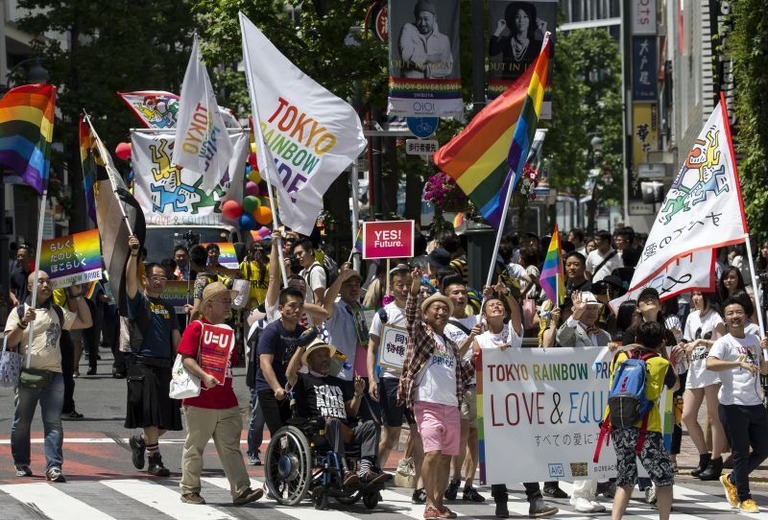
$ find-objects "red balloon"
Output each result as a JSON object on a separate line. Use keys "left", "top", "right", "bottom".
{"left": 115, "top": 142, "right": 132, "bottom": 161}
{"left": 221, "top": 200, "right": 243, "bottom": 220}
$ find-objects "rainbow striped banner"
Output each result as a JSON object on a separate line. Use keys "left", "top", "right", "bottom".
{"left": 434, "top": 35, "right": 551, "bottom": 229}
{"left": 540, "top": 224, "right": 565, "bottom": 306}
{"left": 79, "top": 115, "right": 98, "bottom": 224}
{"left": 40, "top": 229, "right": 103, "bottom": 289}
{"left": 0, "top": 84, "right": 56, "bottom": 194}
{"left": 202, "top": 242, "right": 239, "bottom": 269}
{"left": 354, "top": 224, "right": 363, "bottom": 253}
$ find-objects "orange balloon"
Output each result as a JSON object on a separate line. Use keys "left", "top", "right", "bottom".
{"left": 253, "top": 206, "right": 273, "bottom": 225}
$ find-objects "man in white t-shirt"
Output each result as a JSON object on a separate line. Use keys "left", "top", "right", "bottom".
{"left": 706, "top": 298, "right": 768, "bottom": 514}
{"left": 367, "top": 264, "right": 426, "bottom": 502}
{"left": 293, "top": 238, "right": 326, "bottom": 306}
{"left": 440, "top": 276, "right": 483, "bottom": 503}
{"left": 398, "top": 267, "right": 474, "bottom": 520}
{"left": 585, "top": 230, "right": 622, "bottom": 284}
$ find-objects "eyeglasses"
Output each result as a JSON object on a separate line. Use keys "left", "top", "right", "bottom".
{"left": 150, "top": 276, "right": 168, "bottom": 282}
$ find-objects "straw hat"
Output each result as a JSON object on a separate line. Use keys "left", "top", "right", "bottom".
{"left": 301, "top": 338, "right": 337, "bottom": 365}
{"left": 200, "top": 282, "right": 238, "bottom": 310}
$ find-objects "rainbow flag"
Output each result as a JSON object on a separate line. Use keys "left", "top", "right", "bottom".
{"left": 0, "top": 84, "right": 56, "bottom": 194}
{"left": 79, "top": 115, "right": 97, "bottom": 224}
{"left": 434, "top": 36, "right": 551, "bottom": 229}
{"left": 354, "top": 224, "right": 363, "bottom": 253}
{"left": 540, "top": 224, "right": 566, "bottom": 306}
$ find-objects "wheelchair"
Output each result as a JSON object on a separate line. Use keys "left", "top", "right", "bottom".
{"left": 263, "top": 415, "right": 385, "bottom": 510}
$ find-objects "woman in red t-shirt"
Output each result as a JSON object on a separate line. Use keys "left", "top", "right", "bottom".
{"left": 176, "top": 282, "right": 263, "bottom": 506}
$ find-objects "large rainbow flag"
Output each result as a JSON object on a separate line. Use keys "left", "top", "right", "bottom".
{"left": 0, "top": 84, "right": 56, "bottom": 194}
{"left": 434, "top": 36, "right": 552, "bottom": 229}
{"left": 79, "top": 115, "right": 97, "bottom": 224}
{"left": 540, "top": 224, "right": 566, "bottom": 306}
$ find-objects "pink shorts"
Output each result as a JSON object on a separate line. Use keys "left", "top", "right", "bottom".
{"left": 414, "top": 401, "right": 460, "bottom": 456}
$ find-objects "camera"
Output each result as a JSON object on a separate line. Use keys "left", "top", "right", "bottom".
{"left": 174, "top": 231, "right": 201, "bottom": 246}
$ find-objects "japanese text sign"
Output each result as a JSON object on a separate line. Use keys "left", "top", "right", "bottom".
{"left": 363, "top": 220, "right": 414, "bottom": 260}
{"left": 378, "top": 324, "right": 409, "bottom": 370}
{"left": 40, "top": 229, "right": 103, "bottom": 289}
{"left": 632, "top": 36, "right": 657, "bottom": 101}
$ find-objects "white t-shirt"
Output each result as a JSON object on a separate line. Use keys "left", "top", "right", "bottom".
{"left": 445, "top": 315, "right": 480, "bottom": 385}
{"left": 476, "top": 320, "right": 523, "bottom": 350}
{"left": 415, "top": 333, "right": 458, "bottom": 406}
{"left": 300, "top": 262, "right": 327, "bottom": 305}
{"left": 586, "top": 248, "right": 622, "bottom": 283}
{"left": 684, "top": 308, "right": 724, "bottom": 389}
{"left": 709, "top": 333, "right": 765, "bottom": 406}
{"left": 369, "top": 301, "right": 407, "bottom": 379}
{"left": 506, "top": 263, "right": 527, "bottom": 280}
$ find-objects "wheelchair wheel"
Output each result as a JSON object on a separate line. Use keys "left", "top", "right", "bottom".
{"left": 362, "top": 491, "right": 380, "bottom": 509}
{"left": 264, "top": 425, "right": 313, "bottom": 506}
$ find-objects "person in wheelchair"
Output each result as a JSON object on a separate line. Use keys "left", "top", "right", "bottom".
{"left": 286, "top": 337, "right": 390, "bottom": 488}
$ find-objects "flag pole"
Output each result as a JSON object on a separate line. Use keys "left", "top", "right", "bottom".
{"left": 24, "top": 189, "right": 48, "bottom": 369}
{"left": 350, "top": 160, "right": 361, "bottom": 272}
{"left": 744, "top": 236, "right": 765, "bottom": 337}
{"left": 485, "top": 176, "right": 517, "bottom": 288}
{"left": 240, "top": 14, "right": 287, "bottom": 287}
{"left": 84, "top": 114, "right": 134, "bottom": 236}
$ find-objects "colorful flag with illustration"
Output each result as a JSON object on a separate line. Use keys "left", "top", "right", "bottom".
{"left": 202, "top": 242, "right": 239, "bottom": 269}
{"left": 131, "top": 130, "right": 247, "bottom": 226}
{"left": 240, "top": 13, "right": 367, "bottom": 236}
{"left": 434, "top": 35, "right": 551, "bottom": 229}
{"left": 540, "top": 223, "right": 565, "bottom": 306}
{"left": 625, "top": 97, "right": 747, "bottom": 296}
{"left": 0, "top": 83, "right": 56, "bottom": 194}
{"left": 173, "top": 35, "right": 234, "bottom": 192}
{"left": 79, "top": 115, "right": 98, "bottom": 224}
{"left": 117, "top": 90, "right": 180, "bottom": 129}
{"left": 386, "top": 0, "right": 463, "bottom": 118}
{"left": 39, "top": 229, "right": 103, "bottom": 288}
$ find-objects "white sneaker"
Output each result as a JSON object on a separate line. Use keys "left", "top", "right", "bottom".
{"left": 590, "top": 500, "right": 606, "bottom": 512}
{"left": 570, "top": 497, "right": 602, "bottom": 513}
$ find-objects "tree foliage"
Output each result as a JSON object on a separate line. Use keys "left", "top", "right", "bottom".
{"left": 731, "top": 0, "right": 768, "bottom": 242}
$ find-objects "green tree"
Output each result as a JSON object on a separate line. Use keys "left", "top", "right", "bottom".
{"left": 731, "top": 0, "right": 768, "bottom": 242}
{"left": 17, "top": 0, "right": 196, "bottom": 231}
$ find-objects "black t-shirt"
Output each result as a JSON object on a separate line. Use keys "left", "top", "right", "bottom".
{"left": 10, "top": 265, "right": 30, "bottom": 303}
{"left": 293, "top": 372, "right": 352, "bottom": 422}
{"left": 255, "top": 319, "right": 307, "bottom": 392}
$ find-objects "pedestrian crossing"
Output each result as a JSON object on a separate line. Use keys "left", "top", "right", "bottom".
{"left": 0, "top": 477, "right": 761, "bottom": 520}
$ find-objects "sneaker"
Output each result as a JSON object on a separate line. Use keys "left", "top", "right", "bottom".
{"left": 359, "top": 470, "right": 390, "bottom": 486}
{"left": 62, "top": 410, "right": 84, "bottom": 421}
{"left": 248, "top": 451, "right": 262, "bottom": 466}
{"left": 424, "top": 505, "right": 441, "bottom": 520}
{"left": 462, "top": 486, "right": 486, "bottom": 502}
{"left": 720, "top": 473, "right": 739, "bottom": 508}
{"left": 73, "top": 370, "right": 80, "bottom": 378}
{"left": 529, "top": 497, "right": 558, "bottom": 518}
{"left": 180, "top": 492, "right": 206, "bottom": 505}
{"left": 542, "top": 486, "right": 569, "bottom": 499}
{"left": 596, "top": 480, "right": 616, "bottom": 498}
{"left": 444, "top": 478, "right": 460, "bottom": 500}
{"left": 46, "top": 467, "right": 66, "bottom": 483}
{"left": 570, "top": 497, "right": 603, "bottom": 513}
{"left": 437, "top": 505, "right": 457, "bottom": 518}
{"left": 412, "top": 487, "right": 427, "bottom": 504}
{"left": 14, "top": 465, "right": 32, "bottom": 477}
{"left": 129, "top": 434, "right": 146, "bottom": 469}
{"left": 86, "top": 367, "right": 97, "bottom": 376}
{"left": 147, "top": 453, "right": 170, "bottom": 477}
{"left": 739, "top": 498, "right": 760, "bottom": 513}
{"left": 233, "top": 487, "right": 264, "bottom": 505}
{"left": 645, "top": 486, "right": 657, "bottom": 505}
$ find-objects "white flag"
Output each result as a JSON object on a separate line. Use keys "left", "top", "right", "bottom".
{"left": 628, "top": 100, "right": 747, "bottom": 292}
{"left": 172, "top": 35, "right": 234, "bottom": 192}
{"left": 239, "top": 13, "right": 367, "bottom": 236}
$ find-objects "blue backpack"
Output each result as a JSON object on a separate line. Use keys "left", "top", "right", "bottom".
{"left": 593, "top": 348, "right": 657, "bottom": 462}
{"left": 607, "top": 349, "right": 657, "bottom": 428}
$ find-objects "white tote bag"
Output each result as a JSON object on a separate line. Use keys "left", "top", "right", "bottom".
{"left": 169, "top": 353, "right": 201, "bottom": 399}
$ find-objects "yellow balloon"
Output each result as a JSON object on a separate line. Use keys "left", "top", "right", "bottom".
{"left": 250, "top": 142, "right": 257, "bottom": 154}
{"left": 248, "top": 169, "right": 261, "bottom": 183}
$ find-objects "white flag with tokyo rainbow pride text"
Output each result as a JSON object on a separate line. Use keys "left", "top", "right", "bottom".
{"left": 240, "top": 13, "right": 367, "bottom": 236}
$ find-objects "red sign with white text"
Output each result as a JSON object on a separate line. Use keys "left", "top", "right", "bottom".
{"left": 362, "top": 220, "right": 414, "bottom": 259}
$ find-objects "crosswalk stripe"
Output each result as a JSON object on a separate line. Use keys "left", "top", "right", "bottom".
{"left": 102, "top": 479, "right": 237, "bottom": 520}
{"left": 203, "top": 476, "right": 364, "bottom": 520}
{"left": 0, "top": 482, "right": 116, "bottom": 520}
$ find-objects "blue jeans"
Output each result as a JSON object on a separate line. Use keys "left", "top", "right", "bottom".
{"left": 12, "top": 372, "right": 65, "bottom": 471}
{"left": 247, "top": 387, "right": 265, "bottom": 457}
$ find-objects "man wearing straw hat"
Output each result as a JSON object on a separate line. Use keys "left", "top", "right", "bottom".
{"left": 287, "top": 337, "right": 389, "bottom": 486}
{"left": 5, "top": 270, "right": 92, "bottom": 483}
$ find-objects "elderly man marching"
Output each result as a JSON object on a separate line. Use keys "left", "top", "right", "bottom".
{"left": 398, "top": 267, "right": 474, "bottom": 520}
